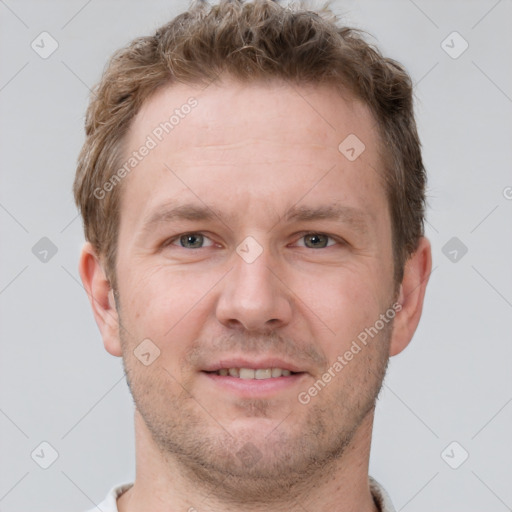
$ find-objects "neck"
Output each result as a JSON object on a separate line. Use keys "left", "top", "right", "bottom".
{"left": 117, "top": 409, "right": 380, "bottom": 512}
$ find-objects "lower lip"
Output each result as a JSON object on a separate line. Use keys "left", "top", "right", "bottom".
{"left": 201, "top": 371, "right": 307, "bottom": 397}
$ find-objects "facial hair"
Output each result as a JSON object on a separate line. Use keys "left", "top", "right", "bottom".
{"left": 118, "top": 309, "right": 392, "bottom": 505}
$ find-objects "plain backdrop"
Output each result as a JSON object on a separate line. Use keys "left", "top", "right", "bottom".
{"left": 1, "top": 1, "right": 511, "bottom": 511}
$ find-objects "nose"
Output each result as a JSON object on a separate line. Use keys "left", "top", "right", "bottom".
{"left": 215, "top": 242, "right": 293, "bottom": 333}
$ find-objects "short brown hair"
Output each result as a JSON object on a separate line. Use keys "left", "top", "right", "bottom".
{"left": 73, "top": 0, "right": 426, "bottom": 291}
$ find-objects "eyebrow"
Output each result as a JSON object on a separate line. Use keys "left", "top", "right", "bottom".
{"left": 140, "top": 202, "right": 371, "bottom": 235}
{"left": 283, "top": 204, "right": 370, "bottom": 234}
{"left": 141, "top": 203, "right": 222, "bottom": 231}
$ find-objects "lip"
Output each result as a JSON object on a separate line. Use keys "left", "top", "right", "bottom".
{"left": 201, "top": 371, "right": 307, "bottom": 398}
{"left": 201, "top": 357, "right": 306, "bottom": 373}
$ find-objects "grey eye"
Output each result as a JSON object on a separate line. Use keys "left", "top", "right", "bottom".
{"left": 176, "top": 233, "right": 211, "bottom": 248}
{"left": 302, "top": 233, "right": 332, "bottom": 249}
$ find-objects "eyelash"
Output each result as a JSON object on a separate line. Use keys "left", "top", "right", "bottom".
{"left": 163, "top": 231, "right": 346, "bottom": 250}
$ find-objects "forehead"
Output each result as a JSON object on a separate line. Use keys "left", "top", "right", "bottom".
{"left": 128, "top": 78, "right": 378, "bottom": 153}
{"left": 119, "top": 77, "right": 386, "bottom": 229}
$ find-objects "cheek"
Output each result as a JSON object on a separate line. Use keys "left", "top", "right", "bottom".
{"left": 118, "top": 264, "right": 221, "bottom": 340}
{"left": 290, "top": 266, "right": 385, "bottom": 350}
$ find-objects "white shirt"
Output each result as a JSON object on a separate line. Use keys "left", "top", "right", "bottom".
{"left": 85, "top": 476, "right": 396, "bottom": 512}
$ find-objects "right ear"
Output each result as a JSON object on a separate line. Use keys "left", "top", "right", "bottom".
{"left": 78, "top": 242, "right": 122, "bottom": 357}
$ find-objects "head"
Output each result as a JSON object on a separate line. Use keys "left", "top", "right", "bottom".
{"left": 75, "top": 0, "right": 431, "bottom": 501}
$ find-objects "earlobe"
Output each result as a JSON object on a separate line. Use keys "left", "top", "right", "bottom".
{"left": 389, "top": 236, "right": 432, "bottom": 357}
{"left": 78, "top": 242, "right": 123, "bottom": 357}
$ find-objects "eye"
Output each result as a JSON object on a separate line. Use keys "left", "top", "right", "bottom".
{"left": 295, "top": 232, "right": 339, "bottom": 249}
{"left": 167, "top": 232, "right": 215, "bottom": 249}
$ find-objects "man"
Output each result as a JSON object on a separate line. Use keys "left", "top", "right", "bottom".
{"left": 74, "top": 1, "right": 431, "bottom": 511}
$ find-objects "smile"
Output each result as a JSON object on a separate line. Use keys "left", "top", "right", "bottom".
{"left": 206, "top": 367, "right": 299, "bottom": 379}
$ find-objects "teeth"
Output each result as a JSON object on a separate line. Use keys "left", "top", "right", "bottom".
{"left": 255, "top": 368, "right": 272, "bottom": 379}
{"left": 271, "top": 367, "right": 282, "bottom": 377}
{"left": 240, "top": 368, "right": 255, "bottom": 379}
{"left": 215, "top": 367, "right": 294, "bottom": 379}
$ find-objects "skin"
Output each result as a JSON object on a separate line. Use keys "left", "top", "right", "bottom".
{"left": 79, "top": 77, "right": 431, "bottom": 512}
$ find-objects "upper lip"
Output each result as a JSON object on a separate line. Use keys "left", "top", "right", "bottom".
{"left": 201, "top": 357, "right": 306, "bottom": 373}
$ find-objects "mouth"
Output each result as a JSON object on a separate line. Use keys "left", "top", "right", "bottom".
{"left": 200, "top": 359, "right": 308, "bottom": 397}
{"left": 203, "top": 367, "right": 303, "bottom": 379}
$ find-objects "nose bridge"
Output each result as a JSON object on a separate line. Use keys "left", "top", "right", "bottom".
{"left": 234, "top": 237, "right": 274, "bottom": 295}
{"left": 215, "top": 235, "right": 292, "bottom": 331}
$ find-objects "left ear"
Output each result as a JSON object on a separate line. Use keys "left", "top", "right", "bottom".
{"left": 389, "top": 236, "right": 432, "bottom": 357}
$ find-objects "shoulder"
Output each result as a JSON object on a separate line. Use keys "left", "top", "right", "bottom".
{"left": 369, "top": 476, "right": 396, "bottom": 512}
{"left": 83, "top": 482, "right": 134, "bottom": 512}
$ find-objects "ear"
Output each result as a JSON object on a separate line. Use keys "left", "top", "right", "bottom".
{"left": 389, "top": 236, "right": 432, "bottom": 357}
{"left": 78, "top": 242, "right": 122, "bottom": 357}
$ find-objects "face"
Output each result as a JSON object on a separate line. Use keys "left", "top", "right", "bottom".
{"left": 107, "top": 78, "right": 399, "bottom": 496}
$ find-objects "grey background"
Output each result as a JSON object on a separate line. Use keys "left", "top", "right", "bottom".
{"left": 1, "top": 0, "right": 511, "bottom": 510}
